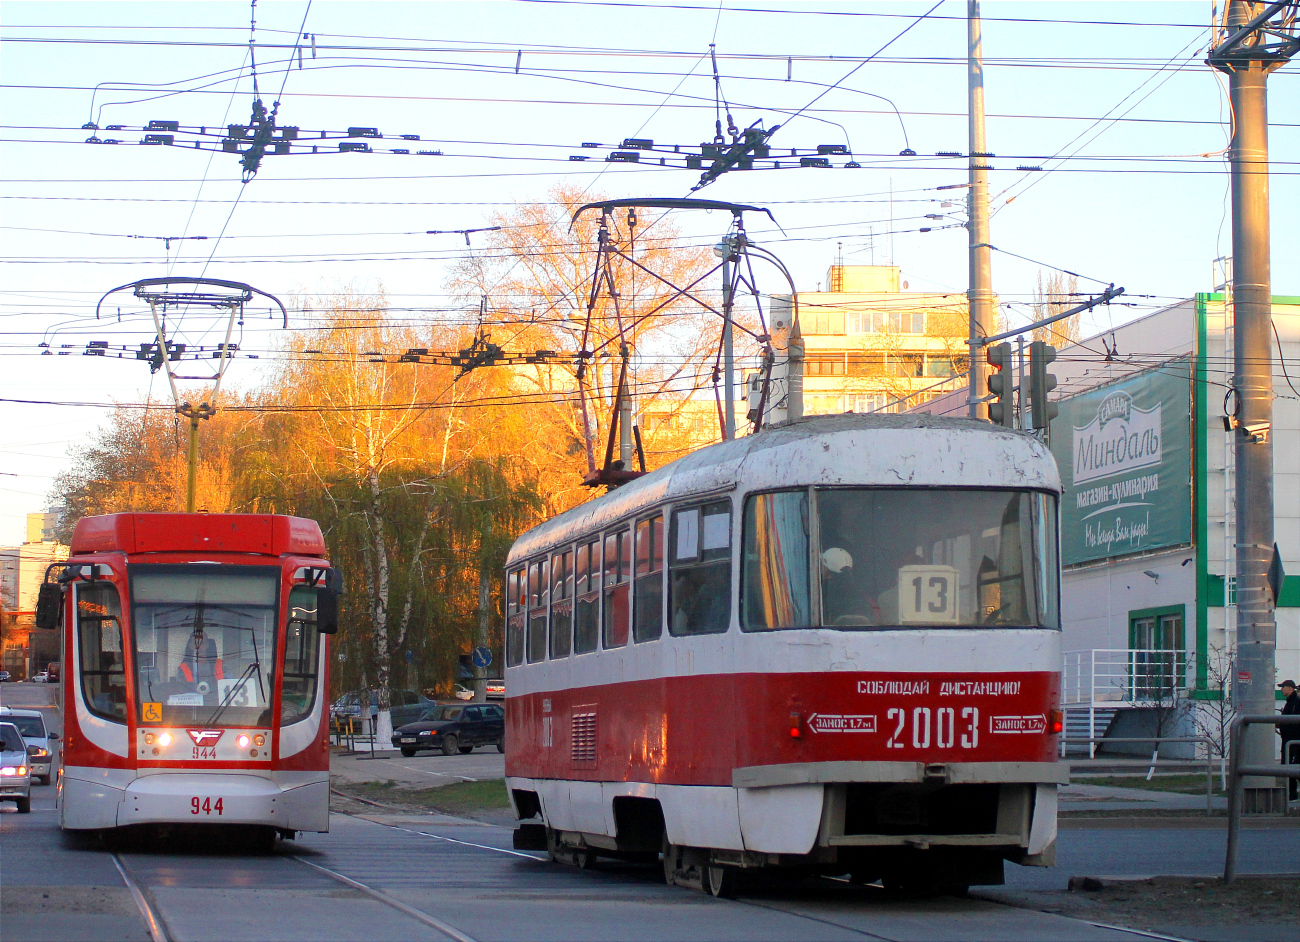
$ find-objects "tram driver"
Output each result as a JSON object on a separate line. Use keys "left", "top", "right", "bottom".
{"left": 178, "top": 626, "right": 224, "bottom": 691}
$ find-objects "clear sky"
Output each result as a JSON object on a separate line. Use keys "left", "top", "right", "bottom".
{"left": 2, "top": 1, "right": 1296, "bottom": 544}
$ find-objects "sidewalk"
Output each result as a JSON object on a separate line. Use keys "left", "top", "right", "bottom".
{"left": 1059, "top": 780, "right": 1228, "bottom": 813}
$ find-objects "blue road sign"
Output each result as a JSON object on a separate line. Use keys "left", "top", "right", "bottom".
{"left": 472, "top": 646, "right": 493, "bottom": 669}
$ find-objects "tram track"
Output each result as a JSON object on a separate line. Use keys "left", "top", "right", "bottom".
{"left": 110, "top": 853, "right": 170, "bottom": 942}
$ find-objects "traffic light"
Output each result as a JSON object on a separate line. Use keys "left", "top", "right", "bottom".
{"left": 986, "top": 342, "right": 1014, "bottom": 427}
{"left": 1028, "top": 340, "right": 1059, "bottom": 430}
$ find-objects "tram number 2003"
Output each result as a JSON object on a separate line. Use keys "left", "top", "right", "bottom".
{"left": 885, "top": 706, "right": 979, "bottom": 750}
{"left": 190, "top": 797, "right": 224, "bottom": 816}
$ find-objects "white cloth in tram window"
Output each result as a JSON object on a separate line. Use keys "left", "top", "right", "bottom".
{"left": 675, "top": 509, "right": 699, "bottom": 561}
{"left": 821, "top": 547, "right": 853, "bottom": 573}
{"left": 701, "top": 512, "right": 729, "bottom": 551}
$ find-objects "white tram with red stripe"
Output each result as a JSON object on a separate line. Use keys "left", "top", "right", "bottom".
{"left": 35, "top": 513, "right": 342, "bottom": 842}
{"left": 504, "top": 414, "right": 1065, "bottom": 893}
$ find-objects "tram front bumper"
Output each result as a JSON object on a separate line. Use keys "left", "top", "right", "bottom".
{"left": 118, "top": 773, "right": 329, "bottom": 832}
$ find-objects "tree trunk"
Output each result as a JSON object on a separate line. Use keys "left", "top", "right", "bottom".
{"left": 473, "top": 520, "right": 492, "bottom": 703}
{"left": 366, "top": 469, "right": 394, "bottom": 745}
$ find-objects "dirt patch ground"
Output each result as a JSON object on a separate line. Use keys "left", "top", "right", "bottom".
{"left": 330, "top": 777, "right": 513, "bottom": 823}
{"left": 1071, "top": 773, "right": 1227, "bottom": 796}
{"left": 985, "top": 875, "right": 1298, "bottom": 941}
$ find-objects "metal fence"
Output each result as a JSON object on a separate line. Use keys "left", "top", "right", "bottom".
{"left": 1224, "top": 714, "right": 1300, "bottom": 882}
{"left": 1063, "top": 648, "right": 1189, "bottom": 707}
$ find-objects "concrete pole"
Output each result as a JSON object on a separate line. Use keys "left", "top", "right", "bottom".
{"left": 787, "top": 320, "right": 805, "bottom": 421}
{"left": 966, "top": 0, "right": 993, "bottom": 419}
{"left": 618, "top": 345, "right": 634, "bottom": 468}
{"left": 722, "top": 255, "right": 736, "bottom": 439}
{"left": 185, "top": 409, "right": 200, "bottom": 513}
{"left": 1218, "top": 0, "right": 1281, "bottom": 812}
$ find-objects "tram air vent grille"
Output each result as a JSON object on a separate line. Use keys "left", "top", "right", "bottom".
{"left": 571, "top": 707, "right": 597, "bottom": 766}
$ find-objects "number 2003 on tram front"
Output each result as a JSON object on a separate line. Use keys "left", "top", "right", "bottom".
{"left": 503, "top": 413, "right": 1066, "bottom": 893}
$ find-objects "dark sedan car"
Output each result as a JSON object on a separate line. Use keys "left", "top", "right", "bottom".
{"left": 391, "top": 703, "right": 504, "bottom": 757}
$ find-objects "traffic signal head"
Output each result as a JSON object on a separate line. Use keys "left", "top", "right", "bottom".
{"left": 985, "top": 342, "right": 1014, "bottom": 427}
{"left": 1028, "top": 340, "right": 1059, "bottom": 430}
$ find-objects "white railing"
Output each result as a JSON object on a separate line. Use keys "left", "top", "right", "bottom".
{"left": 1062, "top": 648, "right": 1190, "bottom": 708}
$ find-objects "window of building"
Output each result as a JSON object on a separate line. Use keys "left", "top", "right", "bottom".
{"left": 527, "top": 558, "right": 549, "bottom": 663}
{"left": 806, "top": 355, "right": 845, "bottom": 377}
{"left": 926, "top": 356, "right": 958, "bottom": 378}
{"left": 889, "top": 353, "right": 925, "bottom": 378}
{"left": 77, "top": 580, "right": 126, "bottom": 723}
{"left": 847, "top": 353, "right": 885, "bottom": 376}
{"left": 669, "top": 501, "right": 732, "bottom": 635}
{"left": 741, "top": 491, "right": 812, "bottom": 630}
{"left": 573, "top": 540, "right": 600, "bottom": 654}
{"left": 804, "top": 308, "right": 845, "bottom": 335}
{"left": 549, "top": 550, "right": 573, "bottom": 659}
{"left": 633, "top": 514, "right": 665, "bottom": 643}
{"left": 1128, "top": 606, "right": 1186, "bottom": 701}
{"left": 602, "top": 527, "right": 631, "bottom": 648}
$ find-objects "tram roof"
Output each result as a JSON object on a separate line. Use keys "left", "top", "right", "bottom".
{"left": 508, "top": 412, "right": 1060, "bottom": 564}
{"left": 69, "top": 513, "right": 327, "bottom": 558}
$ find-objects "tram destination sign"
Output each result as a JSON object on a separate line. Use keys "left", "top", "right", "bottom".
{"left": 1050, "top": 358, "right": 1192, "bottom": 565}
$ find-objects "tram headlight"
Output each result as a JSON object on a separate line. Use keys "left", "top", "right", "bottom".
{"left": 253, "top": 735, "right": 265, "bottom": 747}
{"left": 236, "top": 734, "right": 251, "bottom": 749}
{"left": 157, "top": 733, "right": 173, "bottom": 748}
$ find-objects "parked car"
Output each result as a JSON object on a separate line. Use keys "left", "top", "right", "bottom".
{"left": 452, "top": 684, "right": 474, "bottom": 701}
{"left": 0, "top": 721, "right": 31, "bottom": 813}
{"left": 391, "top": 703, "right": 505, "bottom": 757}
{"left": 30, "top": 672, "right": 48, "bottom": 684}
{"left": 45, "top": 663, "right": 59, "bottom": 684}
{"left": 0, "top": 708, "right": 56, "bottom": 785}
{"left": 331, "top": 688, "right": 435, "bottom": 728}
{"left": 485, "top": 680, "right": 505, "bottom": 700}
{"left": 0, "top": 671, "right": 11, "bottom": 683}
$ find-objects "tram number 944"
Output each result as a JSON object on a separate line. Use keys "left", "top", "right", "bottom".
{"left": 190, "top": 797, "right": 224, "bottom": 816}
{"left": 192, "top": 746, "right": 218, "bottom": 760}
{"left": 885, "top": 706, "right": 979, "bottom": 750}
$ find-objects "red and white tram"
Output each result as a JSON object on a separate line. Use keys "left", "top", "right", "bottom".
{"left": 35, "top": 513, "right": 342, "bottom": 842}
{"left": 504, "top": 413, "right": 1065, "bottom": 893}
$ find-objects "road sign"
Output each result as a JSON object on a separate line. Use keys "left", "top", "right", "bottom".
{"left": 472, "top": 646, "right": 493, "bottom": 669}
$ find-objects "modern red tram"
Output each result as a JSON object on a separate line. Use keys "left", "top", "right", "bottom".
{"left": 504, "top": 413, "right": 1066, "bottom": 894}
{"left": 34, "top": 513, "right": 342, "bottom": 841}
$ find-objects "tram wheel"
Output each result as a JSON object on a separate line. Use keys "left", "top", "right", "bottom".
{"left": 441, "top": 734, "right": 460, "bottom": 756}
{"left": 400, "top": 748, "right": 416, "bottom": 758}
{"left": 661, "top": 834, "right": 678, "bottom": 886}
{"left": 704, "top": 863, "right": 736, "bottom": 898}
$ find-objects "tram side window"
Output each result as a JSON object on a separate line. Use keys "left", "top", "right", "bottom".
{"left": 633, "top": 514, "right": 665, "bottom": 642}
{"left": 669, "top": 501, "right": 732, "bottom": 636}
{"left": 506, "top": 568, "right": 525, "bottom": 667}
{"left": 283, "top": 585, "right": 322, "bottom": 725}
{"left": 77, "top": 581, "right": 127, "bottom": 722}
{"left": 550, "top": 550, "right": 573, "bottom": 659}
{"left": 527, "top": 559, "right": 550, "bottom": 663}
{"left": 573, "top": 540, "right": 600, "bottom": 654}
{"left": 741, "top": 490, "right": 812, "bottom": 631}
{"left": 602, "top": 527, "right": 631, "bottom": 648}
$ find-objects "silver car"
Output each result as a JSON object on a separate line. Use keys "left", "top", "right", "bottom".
{"left": 0, "top": 707, "right": 56, "bottom": 785}
{"left": 0, "top": 722, "right": 31, "bottom": 813}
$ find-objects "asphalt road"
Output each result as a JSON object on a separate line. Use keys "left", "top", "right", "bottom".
{"left": 1, "top": 686, "right": 1291, "bottom": 942}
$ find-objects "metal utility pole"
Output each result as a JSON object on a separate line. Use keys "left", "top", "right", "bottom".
{"left": 1209, "top": 0, "right": 1298, "bottom": 814}
{"left": 966, "top": 0, "right": 994, "bottom": 419}
{"left": 721, "top": 253, "right": 737, "bottom": 440}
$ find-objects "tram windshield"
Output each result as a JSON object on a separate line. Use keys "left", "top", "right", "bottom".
{"left": 743, "top": 488, "right": 1058, "bottom": 630}
{"left": 130, "top": 565, "right": 280, "bottom": 728}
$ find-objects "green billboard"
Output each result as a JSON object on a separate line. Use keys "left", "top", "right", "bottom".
{"left": 1050, "top": 358, "right": 1192, "bottom": 565}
